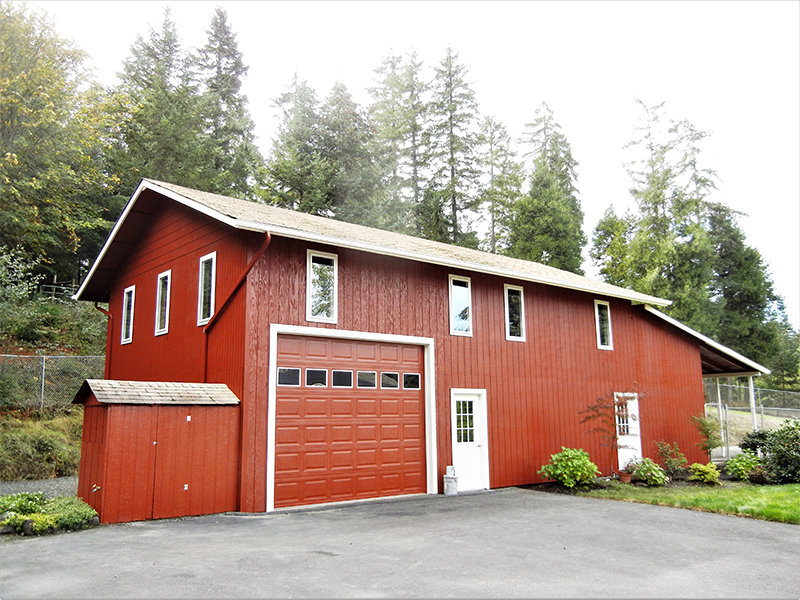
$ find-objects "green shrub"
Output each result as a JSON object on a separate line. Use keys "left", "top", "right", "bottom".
{"left": 740, "top": 429, "right": 771, "bottom": 454}
{"left": 41, "top": 496, "right": 98, "bottom": 529}
{"left": 691, "top": 414, "right": 722, "bottom": 457}
{"left": 763, "top": 420, "right": 800, "bottom": 484}
{"left": 0, "top": 427, "right": 81, "bottom": 480}
{"left": 725, "top": 450, "right": 761, "bottom": 481}
{"left": 1, "top": 511, "right": 59, "bottom": 534}
{"left": 0, "top": 494, "right": 97, "bottom": 534}
{"left": 632, "top": 457, "right": 669, "bottom": 486}
{"left": 538, "top": 447, "right": 600, "bottom": 488}
{"left": 688, "top": 462, "right": 720, "bottom": 485}
{"left": 655, "top": 441, "right": 687, "bottom": 478}
{"left": 0, "top": 492, "right": 46, "bottom": 514}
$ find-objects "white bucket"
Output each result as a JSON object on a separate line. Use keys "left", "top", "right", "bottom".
{"left": 443, "top": 475, "right": 458, "bottom": 496}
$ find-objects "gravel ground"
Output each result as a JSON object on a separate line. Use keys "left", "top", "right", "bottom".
{"left": 0, "top": 476, "right": 78, "bottom": 498}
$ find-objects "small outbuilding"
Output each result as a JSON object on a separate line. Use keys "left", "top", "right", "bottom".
{"left": 73, "top": 380, "right": 240, "bottom": 524}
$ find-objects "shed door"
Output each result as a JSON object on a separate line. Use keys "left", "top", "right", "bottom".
{"left": 274, "top": 335, "right": 426, "bottom": 508}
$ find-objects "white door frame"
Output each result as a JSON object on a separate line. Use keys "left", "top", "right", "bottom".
{"left": 615, "top": 392, "right": 642, "bottom": 469}
{"left": 266, "top": 323, "right": 438, "bottom": 512}
{"left": 450, "top": 388, "right": 490, "bottom": 491}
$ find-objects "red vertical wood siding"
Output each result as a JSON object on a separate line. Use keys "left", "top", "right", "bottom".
{"left": 98, "top": 196, "right": 708, "bottom": 514}
{"left": 241, "top": 237, "right": 707, "bottom": 510}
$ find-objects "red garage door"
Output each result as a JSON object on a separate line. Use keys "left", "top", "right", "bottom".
{"left": 274, "top": 335, "right": 426, "bottom": 508}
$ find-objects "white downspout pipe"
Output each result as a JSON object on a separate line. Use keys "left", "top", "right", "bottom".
{"left": 749, "top": 375, "right": 758, "bottom": 431}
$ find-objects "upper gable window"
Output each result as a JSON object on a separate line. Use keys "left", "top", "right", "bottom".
{"left": 306, "top": 250, "right": 338, "bottom": 323}
{"left": 595, "top": 300, "right": 613, "bottom": 350}
{"left": 197, "top": 252, "right": 217, "bottom": 326}
{"left": 449, "top": 275, "right": 472, "bottom": 336}
{"left": 155, "top": 270, "right": 171, "bottom": 336}
{"left": 504, "top": 284, "right": 525, "bottom": 341}
{"left": 121, "top": 285, "right": 135, "bottom": 345}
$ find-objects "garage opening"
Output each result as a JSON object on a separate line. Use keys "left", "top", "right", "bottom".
{"left": 272, "top": 334, "right": 427, "bottom": 508}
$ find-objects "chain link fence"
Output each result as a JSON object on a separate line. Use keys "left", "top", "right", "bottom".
{"left": 0, "top": 355, "right": 105, "bottom": 411}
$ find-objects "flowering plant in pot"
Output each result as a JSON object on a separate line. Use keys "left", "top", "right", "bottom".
{"left": 618, "top": 459, "right": 638, "bottom": 483}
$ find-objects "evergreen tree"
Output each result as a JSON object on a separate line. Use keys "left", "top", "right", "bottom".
{"left": 427, "top": 47, "right": 481, "bottom": 247}
{"left": 477, "top": 117, "right": 523, "bottom": 254}
{"left": 509, "top": 103, "right": 585, "bottom": 273}
{"left": 195, "top": 7, "right": 263, "bottom": 199}
{"left": 369, "top": 51, "right": 429, "bottom": 233}
{"left": 319, "top": 82, "right": 386, "bottom": 227}
{"left": 265, "top": 76, "right": 334, "bottom": 215}
{"left": 113, "top": 7, "right": 210, "bottom": 191}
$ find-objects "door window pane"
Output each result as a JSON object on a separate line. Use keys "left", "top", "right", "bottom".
{"left": 455, "top": 400, "right": 474, "bottom": 443}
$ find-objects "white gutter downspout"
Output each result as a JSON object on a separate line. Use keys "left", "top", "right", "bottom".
{"left": 749, "top": 376, "right": 759, "bottom": 431}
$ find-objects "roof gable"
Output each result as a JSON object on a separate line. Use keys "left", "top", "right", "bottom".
{"left": 75, "top": 179, "right": 671, "bottom": 307}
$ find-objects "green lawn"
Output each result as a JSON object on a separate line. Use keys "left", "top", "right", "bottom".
{"left": 578, "top": 481, "right": 800, "bottom": 524}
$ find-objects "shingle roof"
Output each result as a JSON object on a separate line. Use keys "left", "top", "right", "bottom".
{"left": 75, "top": 178, "right": 671, "bottom": 307}
{"left": 73, "top": 380, "right": 240, "bottom": 406}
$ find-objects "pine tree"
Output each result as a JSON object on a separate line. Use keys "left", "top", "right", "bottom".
{"left": 265, "top": 76, "right": 334, "bottom": 215}
{"left": 427, "top": 47, "right": 481, "bottom": 247}
{"left": 195, "top": 7, "right": 263, "bottom": 199}
{"left": 114, "top": 7, "right": 210, "bottom": 191}
{"left": 509, "top": 103, "right": 585, "bottom": 273}
{"left": 369, "top": 50, "right": 429, "bottom": 234}
{"left": 477, "top": 117, "right": 523, "bottom": 254}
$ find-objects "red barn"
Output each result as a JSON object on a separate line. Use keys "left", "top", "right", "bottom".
{"left": 74, "top": 179, "right": 768, "bottom": 520}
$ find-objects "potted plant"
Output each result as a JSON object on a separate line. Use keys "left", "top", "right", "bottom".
{"left": 618, "top": 459, "right": 638, "bottom": 483}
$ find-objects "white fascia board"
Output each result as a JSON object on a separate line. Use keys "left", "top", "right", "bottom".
{"left": 644, "top": 305, "right": 771, "bottom": 375}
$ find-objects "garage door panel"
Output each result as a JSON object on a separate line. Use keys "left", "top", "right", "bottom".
{"left": 275, "top": 335, "right": 426, "bottom": 508}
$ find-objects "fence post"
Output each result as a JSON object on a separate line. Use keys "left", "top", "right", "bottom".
{"left": 40, "top": 356, "right": 46, "bottom": 411}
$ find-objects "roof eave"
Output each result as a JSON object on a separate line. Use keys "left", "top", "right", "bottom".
{"left": 644, "top": 305, "right": 771, "bottom": 376}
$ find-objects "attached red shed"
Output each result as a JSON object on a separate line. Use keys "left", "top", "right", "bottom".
{"left": 73, "top": 380, "right": 240, "bottom": 524}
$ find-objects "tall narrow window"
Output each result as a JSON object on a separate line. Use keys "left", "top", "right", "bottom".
{"left": 197, "top": 252, "right": 217, "bottom": 326}
{"left": 306, "top": 250, "right": 338, "bottom": 323}
{"left": 449, "top": 275, "right": 472, "bottom": 336}
{"left": 595, "top": 300, "right": 613, "bottom": 350}
{"left": 121, "top": 285, "right": 135, "bottom": 345}
{"left": 155, "top": 270, "right": 171, "bottom": 336}
{"left": 504, "top": 284, "right": 525, "bottom": 341}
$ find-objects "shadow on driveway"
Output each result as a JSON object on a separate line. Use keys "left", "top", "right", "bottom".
{"left": 3, "top": 487, "right": 798, "bottom": 598}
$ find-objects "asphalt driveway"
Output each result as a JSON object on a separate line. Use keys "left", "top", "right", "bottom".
{"left": 2, "top": 487, "right": 798, "bottom": 598}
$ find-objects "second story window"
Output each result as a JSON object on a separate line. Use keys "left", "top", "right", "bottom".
{"left": 504, "top": 284, "right": 525, "bottom": 341}
{"left": 197, "top": 252, "right": 217, "bottom": 326}
{"left": 449, "top": 275, "right": 472, "bottom": 336}
{"left": 121, "top": 285, "right": 135, "bottom": 345}
{"left": 155, "top": 270, "right": 171, "bottom": 336}
{"left": 307, "top": 250, "right": 338, "bottom": 323}
{"left": 595, "top": 300, "right": 613, "bottom": 350}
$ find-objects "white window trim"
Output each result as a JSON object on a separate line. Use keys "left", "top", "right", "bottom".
{"left": 448, "top": 274, "right": 473, "bottom": 337}
{"left": 197, "top": 252, "right": 217, "bottom": 326}
{"left": 504, "top": 284, "right": 526, "bottom": 342}
{"left": 306, "top": 250, "right": 338, "bottom": 324}
{"left": 594, "top": 299, "right": 613, "bottom": 350}
{"left": 155, "top": 270, "right": 171, "bottom": 336}
{"left": 121, "top": 285, "right": 135, "bottom": 345}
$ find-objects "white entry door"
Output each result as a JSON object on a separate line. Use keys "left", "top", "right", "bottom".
{"left": 450, "top": 389, "right": 490, "bottom": 491}
{"left": 615, "top": 392, "right": 642, "bottom": 468}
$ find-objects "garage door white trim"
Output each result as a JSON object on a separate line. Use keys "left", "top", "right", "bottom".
{"left": 267, "top": 323, "right": 437, "bottom": 512}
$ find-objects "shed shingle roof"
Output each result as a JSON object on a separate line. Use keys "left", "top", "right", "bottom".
{"left": 73, "top": 380, "right": 240, "bottom": 406}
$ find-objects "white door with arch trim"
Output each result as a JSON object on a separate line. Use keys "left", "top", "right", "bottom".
{"left": 450, "top": 389, "right": 490, "bottom": 491}
{"left": 615, "top": 392, "right": 642, "bottom": 469}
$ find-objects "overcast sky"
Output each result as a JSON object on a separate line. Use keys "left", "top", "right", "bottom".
{"left": 25, "top": 0, "right": 800, "bottom": 329}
